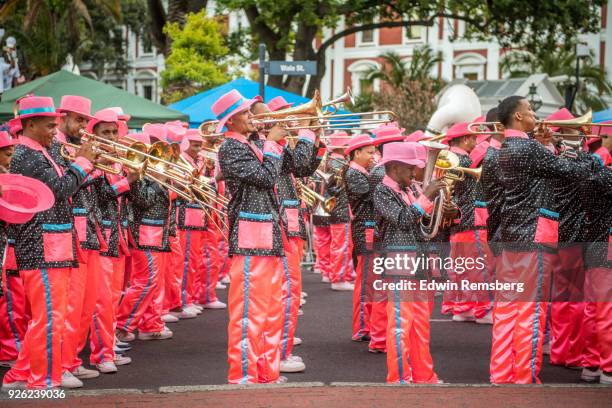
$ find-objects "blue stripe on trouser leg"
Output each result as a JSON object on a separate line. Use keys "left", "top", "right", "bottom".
{"left": 359, "top": 254, "right": 369, "bottom": 334}
{"left": 123, "top": 251, "right": 155, "bottom": 331}
{"left": 531, "top": 248, "right": 544, "bottom": 383}
{"left": 280, "top": 256, "right": 291, "bottom": 360}
{"left": 5, "top": 277, "right": 22, "bottom": 352}
{"left": 339, "top": 224, "right": 349, "bottom": 280}
{"left": 204, "top": 245, "right": 212, "bottom": 303}
{"left": 181, "top": 231, "right": 192, "bottom": 307}
{"left": 393, "top": 286, "right": 406, "bottom": 384}
{"left": 240, "top": 256, "right": 251, "bottom": 384}
{"left": 92, "top": 312, "right": 106, "bottom": 363}
{"left": 41, "top": 269, "right": 53, "bottom": 388}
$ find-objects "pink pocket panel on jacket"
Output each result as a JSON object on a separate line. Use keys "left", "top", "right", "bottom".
{"left": 139, "top": 225, "right": 163, "bottom": 247}
{"left": 185, "top": 207, "right": 205, "bottom": 228}
{"left": 42, "top": 232, "right": 73, "bottom": 263}
{"left": 285, "top": 208, "right": 300, "bottom": 233}
{"left": 238, "top": 220, "right": 273, "bottom": 250}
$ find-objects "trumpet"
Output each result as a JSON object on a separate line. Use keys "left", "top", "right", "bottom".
{"left": 198, "top": 120, "right": 224, "bottom": 138}
{"left": 296, "top": 180, "right": 336, "bottom": 216}
{"left": 322, "top": 87, "right": 354, "bottom": 114}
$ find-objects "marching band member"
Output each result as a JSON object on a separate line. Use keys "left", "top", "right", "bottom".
{"left": 490, "top": 95, "right": 591, "bottom": 384}
{"left": 115, "top": 131, "right": 174, "bottom": 342}
{"left": 88, "top": 109, "right": 136, "bottom": 373}
{"left": 441, "top": 122, "right": 492, "bottom": 324}
{"left": 325, "top": 138, "right": 354, "bottom": 290}
{"left": 581, "top": 125, "right": 612, "bottom": 384}
{"left": 312, "top": 133, "right": 348, "bottom": 282}
{"left": 373, "top": 142, "right": 442, "bottom": 384}
{"left": 2, "top": 96, "right": 96, "bottom": 390}
{"left": 214, "top": 90, "right": 286, "bottom": 384}
{"left": 543, "top": 108, "right": 589, "bottom": 369}
{"left": 343, "top": 134, "right": 377, "bottom": 342}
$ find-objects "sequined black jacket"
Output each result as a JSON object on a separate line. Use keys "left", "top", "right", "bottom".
{"left": 449, "top": 149, "right": 487, "bottom": 235}
{"left": 326, "top": 154, "right": 350, "bottom": 224}
{"left": 95, "top": 174, "right": 131, "bottom": 258}
{"left": 498, "top": 134, "right": 591, "bottom": 250}
{"left": 128, "top": 177, "right": 171, "bottom": 252}
{"left": 218, "top": 133, "right": 284, "bottom": 257}
{"left": 481, "top": 144, "right": 504, "bottom": 244}
{"left": 346, "top": 163, "right": 376, "bottom": 254}
{"left": 9, "top": 142, "right": 92, "bottom": 270}
{"left": 583, "top": 156, "right": 612, "bottom": 269}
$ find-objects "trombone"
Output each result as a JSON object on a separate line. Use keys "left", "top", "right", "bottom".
{"left": 296, "top": 180, "right": 337, "bottom": 216}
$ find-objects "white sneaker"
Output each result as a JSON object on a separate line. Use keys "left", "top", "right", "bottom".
{"left": 321, "top": 276, "right": 330, "bottom": 283}
{"left": 115, "top": 338, "right": 130, "bottom": 348}
{"left": 280, "top": 358, "right": 306, "bottom": 373}
{"left": 293, "top": 337, "right": 302, "bottom": 346}
{"left": 0, "top": 360, "right": 15, "bottom": 368}
{"left": 61, "top": 371, "right": 83, "bottom": 389}
{"left": 600, "top": 372, "right": 612, "bottom": 385}
{"left": 300, "top": 298, "right": 307, "bottom": 306}
{"left": 138, "top": 330, "right": 173, "bottom": 340}
{"left": 216, "top": 282, "right": 227, "bottom": 289}
{"left": 190, "top": 303, "right": 204, "bottom": 311}
{"left": 288, "top": 355, "right": 303, "bottom": 363}
{"left": 301, "top": 291, "right": 308, "bottom": 298}
{"left": 452, "top": 311, "right": 476, "bottom": 322}
{"left": 331, "top": 282, "right": 354, "bottom": 291}
{"left": 275, "top": 376, "right": 288, "bottom": 384}
{"left": 475, "top": 310, "right": 493, "bottom": 324}
{"left": 221, "top": 276, "right": 230, "bottom": 284}
{"left": 580, "top": 367, "right": 601, "bottom": 382}
{"left": 170, "top": 310, "right": 197, "bottom": 319}
{"left": 203, "top": 300, "right": 227, "bottom": 309}
{"left": 96, "top": 361, "right": 118, "bottom": 374}
{"left": 186, "top": 305, "right": 203, "bottom": 314}
{"left": 162, "top": 313, "right": 179, "bottom": 323}
{"left": 71, "top": 365, "right": 100, "bottom": 379}
{"left": 1, "top": 380, "right": 27, "bottom": 390}
{"left": 298, "top": 308, "right": 304, "bottom": 316}
{"left": 116, "top": 331, "right": 136, "bottom": 342}
{"left": 114, "top": 355, "right": 132, "bottom": 366}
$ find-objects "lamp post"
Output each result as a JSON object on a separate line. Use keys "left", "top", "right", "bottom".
{"left": 566, "top": 42, "right": 591, "bottom": 113}
{"left": 528, "top": 83, "right": 542, "bottom": 112}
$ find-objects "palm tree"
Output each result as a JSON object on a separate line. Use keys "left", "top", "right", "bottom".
{"left": 0, "top": 0, "right": 121, "bottom": 78}
{"left": 363, "top": 46, "right": 443, "bottom": 90}
{"left": 501, "top": 46, "right": 612, "bottom": 112}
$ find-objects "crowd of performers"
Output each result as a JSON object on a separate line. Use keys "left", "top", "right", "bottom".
{"left": 0, "top": 90, "right": 609, "bottom": 390}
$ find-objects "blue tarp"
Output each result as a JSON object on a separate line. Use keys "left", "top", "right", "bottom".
{"left": 593, "top": 108, "right": 612, "bottom": 123}
{"left": 169, "top": 77, "right": 352, "bottom": 128}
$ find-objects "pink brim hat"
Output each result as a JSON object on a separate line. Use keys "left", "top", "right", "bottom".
{"left": 267, "top": 96, "right": 294, "bottom": 112}
{"left": 180, "top": 129, "right": 202, "bottom": 152}
{"left": 212, "top": 90, "right": 262, "bottom": 133}
{"left": 377, "top": 142, "right": 426, "bottom": 168}
{"left": 441, "top": 122, "right": 471, "bottom": 144}
{"left": 17, "top": 96, "right": 64, "bottom": 120}
{"left": 344, "top": 134, "right": 375, "bottom": 156}
{"left": 0, "top": 131, "right": 17, "bottom": 148}
{"left": 57, "top": 95, "right": 93, "bottom": 119}
{"left": 404, "top": 130, "right": 427, "bottom": 142}
{"left": 0, "top": 173, "right": 55, "bottom": 223}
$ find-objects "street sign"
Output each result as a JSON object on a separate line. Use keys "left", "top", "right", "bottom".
{"left": 268, "top": 61, "right": 317, "bottom": 76}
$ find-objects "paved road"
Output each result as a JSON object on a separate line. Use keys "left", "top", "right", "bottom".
{"left": 0, "top": 271, "right": 591, "bottom": 389}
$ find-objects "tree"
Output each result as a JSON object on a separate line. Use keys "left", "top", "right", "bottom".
{"left": 0, "top": 0, "right": 122, "bottom": 78}
{"left": 214, "top": 0, "right": 605, "bottom": 97}
{"left": 160, "top": 11, "right": 229, "bottom": 103}
{"left": 147, "top": 0, "right": 208, "bottom": 55}
{"left": 501, "top": 45, "right": 612, "bottom": 112}
{"left": 363, "top": 46, "right": 443, "bottom": 90}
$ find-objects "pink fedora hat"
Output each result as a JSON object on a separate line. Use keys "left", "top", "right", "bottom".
{"left": 142, "top": 123, "right": 168, "bottom": 143}
{"left": 0, "top": 131, "right": 17, "bottom": 148}
{"left": 107, "top": 106, "right": 131, "bottom": 122}
{"left": 180, "top": 129, "right": 203, "bottom": 152}
{"left": 93, "top": 107, "right": 129, "bottom": 136}
{"left": 441, "top": 122, "right": 471, "bottom": 144}
{"left": 545, "top": 108, "right": 574, "bottom": 132}
{"left": 211, "top": 90, "right": 261, "bottom": 133}
{"left": 326, "top": 131, "right": 350, "bottom": 150}
{"left": 86, "top": 109, "right": 120, "bottom": 134}
{"left": 344, "top": 133, "right": 375, "bottom": 156}
{"left": 165, "top": 123, "right": 186, "bottom": 143}
{"left": 17, "top": 96, "right": 63, "bottom": 120}
{"left": 0, "top": 173, "right": 55, "bottom": 224}
{"left": 378, "top": 142, "right": 426, "bottom": 168}
{"left": 267, "top": 96, "right": 294, "bottom": 112}
{"left": 7, "top": 118, "right": 22, "bottom": 137}
{"left": 57, "top": 95, "right": 93, "bottom": 119}
{"left": 127, "top": 132, "right": 151, "bottom": 145}
{"left": 372, "top": 124, "right": 405, "bottom": 146}
{"left": 404, "top": 130, "right": 427, "bottom": 142}
{"left": 166, "top": 120, "right": 189, "bottom": 129}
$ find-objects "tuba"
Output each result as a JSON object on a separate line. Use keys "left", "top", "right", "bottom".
{"left": 418, "top": 141, "right": 450, "bottom": 239}
{"left": 424, "top": 84, "right": 482, "bottom": 138}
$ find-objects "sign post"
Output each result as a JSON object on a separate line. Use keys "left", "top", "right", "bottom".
{"left": 258, "top": 43, "right": 317, "bottom": 100}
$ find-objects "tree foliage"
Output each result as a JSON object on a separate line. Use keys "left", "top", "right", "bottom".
{"left": 501, "top": 45, "right": 612, "bottom": 112}
{"left": 214, "top": 0, "right": 605, "bottom": 96}
{"left": 0, "top": 0, "right": 126, "bottom": 78}
{"left": 160, "top": 10, "right": 229, "bottom": 103}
